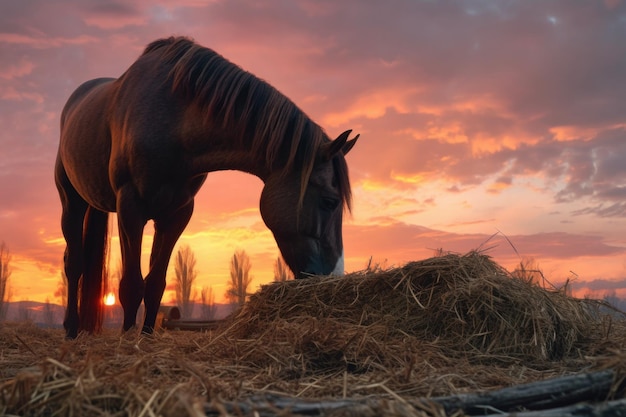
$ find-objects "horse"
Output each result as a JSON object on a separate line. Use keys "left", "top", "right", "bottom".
{"left": 55, "top": 36, "right": 359, "bottom": 338}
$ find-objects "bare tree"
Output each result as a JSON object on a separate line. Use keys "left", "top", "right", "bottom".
{"left": 364, "top": 256, "right": 389, "bottom": 273}
{"left": 174, "top": 245, "right": 197, "bottom": 318}
{"left": 226, "top": 250, "right": 253, "bottom": 306}
{"left": 54, "top": 270, "right": 67, "bottom": 308}
{"left": 107, "top": 258, "right": 122, "bottom": 297}
{"left": 602, "top": 290, "right": 626, "bottom": 312}
{"left": 433, "top": 248, "right": 452, "bottom": 257}
{"left": 200, "top": 286, "right": 217, "bottom": 320}
{"left": 273, "top": 256, "right": 293, "bottom": 281}
{"left": 43, "top": 297, "right": 56, "bottom": 327}
{"left": 0, "top": 242, "right": 12, "bottom": 322}
{"left": 511, "top": 257, "right": 547, "bottom": 287}
{"left": 18, "top": 300, "right": 31, "bottom": 323}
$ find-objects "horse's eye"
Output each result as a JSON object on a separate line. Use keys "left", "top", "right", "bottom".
{"left": 321, "top": 197, "right": 340, "bottom": 211}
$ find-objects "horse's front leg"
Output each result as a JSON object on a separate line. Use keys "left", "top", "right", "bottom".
{"left": 117, "top": 186, "right": 147, "bottom": 332}
{"left": 142, "top": 201, "right": 194, "bottom": 334}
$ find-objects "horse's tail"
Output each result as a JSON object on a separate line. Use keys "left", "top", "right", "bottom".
{"left": 79, "top": 206, "right": 109, "bottom": 333}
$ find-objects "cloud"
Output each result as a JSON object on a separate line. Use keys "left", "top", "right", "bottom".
{"left": 1, "top": 0, "right": 626, "bottom": 302}
{"left": 81, "top": 2, "right": 147, "bottom": 29}
{"left": 344, "top": 221, "right": 626, "bottom": 266}
{"left": 572, "top": 203, "right": 626, "bottom": 218}
{"left": 0, "top": 33, "right": 98, "bottom": 48}
{"left": 0, "top": 59, "right": 35, "bottom": 80}
{"left": 554, "top": 129, "right": 626, "bottom": 210}
{"left": 573, "top": 277, "right": 626, "bottom": 292}
{"left": 0, "top": 86, "right": 44, "bottom": 103}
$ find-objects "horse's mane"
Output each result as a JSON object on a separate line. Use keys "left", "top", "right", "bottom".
{"left": 141, "top": 36, "right": 351, "bottom": 211}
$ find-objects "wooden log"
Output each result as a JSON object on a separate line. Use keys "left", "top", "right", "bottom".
{"left": 203, "top": 369, "right": 623, "bottom": 416}
{"left": 161, "top": 319, "right": 223, "bottom": 332}
{"left": 433, "top": 368, "right": 617, "bottom": 414}
{"left": 480, "top": 398, "right": 626, "bottom": 417}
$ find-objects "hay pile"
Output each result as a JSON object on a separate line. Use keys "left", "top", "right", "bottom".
{"left": 1, "top": 251, "right": 625, "bottom": 416}
{"left": 230, "top": 251, "right": 600, "bottom": 362}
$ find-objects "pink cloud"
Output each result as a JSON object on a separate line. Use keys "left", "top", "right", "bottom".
{"left": 81, "top": 3, "right": 147, "bottom": 29}
{"left": 0, "top": 86, "right": 44, "bottom": 103}
{"left": 0, "top": 33, "right": 98, "bottom": 48}
{"left": 0, "top": 59, "right": 35, "bottom": 79}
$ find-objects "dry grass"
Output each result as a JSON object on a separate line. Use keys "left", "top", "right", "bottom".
{"left": 1, "top": 251, "right": 625, "bottom": 416}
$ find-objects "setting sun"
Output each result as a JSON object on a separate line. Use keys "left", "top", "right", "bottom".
{"left": 103, "top": 292, "right": 116, "bottom": 306}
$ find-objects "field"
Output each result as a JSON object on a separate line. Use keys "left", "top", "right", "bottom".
{"left": 1, "top": 251, "right": 626, "bottom": 416}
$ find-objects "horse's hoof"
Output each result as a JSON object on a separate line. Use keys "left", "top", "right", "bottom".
{"left": 64, "top": 327, "right": 78, "bottom": 340}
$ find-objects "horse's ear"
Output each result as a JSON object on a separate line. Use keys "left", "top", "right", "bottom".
{"left": 342, "top": 135, "right": 359, "bottom": 156}
{"left": 323, "top": 130, "right": 359, "bottom": 160}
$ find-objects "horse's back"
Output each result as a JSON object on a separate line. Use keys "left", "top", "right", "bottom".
{"left": 58, "top": 77, "right": 117, "bottom": 212}
{"left": 61, "top": 78, "right": 115, "bottom": 125}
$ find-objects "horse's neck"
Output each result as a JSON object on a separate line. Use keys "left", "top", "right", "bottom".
{"left": 185, "top": 121, "right": 273, "bottom": 181}
{"left": 190, "top": 148, "right": 271, "bottom": 180}
{"left": 183, "top": 102, "right": 305, "bottom": 182}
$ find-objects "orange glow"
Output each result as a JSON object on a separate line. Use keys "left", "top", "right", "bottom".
{"left": 390, "top": 172, "right": 427, "bottom": 185}
{"left": 104, "top": 292, "right": 116, "bottom": 306}
{"left": 427, "top": 122, "right": 469, "bottom": 144}
{"left": 359, "top": 179, "right": 389, "bottom": 192}
{"left": 323, "top": 87, "right": 422, "bottom": 127}
{"left": 550, "top": 125, "right": 599, "bottom": 142}
{"left": 487, "top": 181, "right": 512, "bottom": 194}
{"left": 550, "top": 123, "right": 626, "bottom": 142}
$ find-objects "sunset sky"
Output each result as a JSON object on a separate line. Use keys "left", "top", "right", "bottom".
{"left": 1, "top": 0, "right": 626, "bottom": 307}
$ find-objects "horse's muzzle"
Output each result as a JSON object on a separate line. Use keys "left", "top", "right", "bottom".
{"left": 294, "top": 238, "right": 344, "bottom": 278}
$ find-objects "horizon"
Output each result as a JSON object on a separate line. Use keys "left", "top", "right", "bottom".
{"left": 3, "top": 283, "right": 626, "bottom": 327}
{"left": 1, "top": 1, "right": 626, "bottom": 305}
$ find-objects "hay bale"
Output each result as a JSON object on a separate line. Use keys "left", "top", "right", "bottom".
{"left": 226, "top": 251, "right": 598, "bottom": 362}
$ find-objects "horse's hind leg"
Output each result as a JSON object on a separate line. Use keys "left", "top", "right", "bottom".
{"left": 142, "top": 202, "right": 194, "bottom": 334}
{"left": 55, "top": 159, "right": 88, "bottom": 339}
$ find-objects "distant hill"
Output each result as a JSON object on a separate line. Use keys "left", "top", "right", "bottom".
{"left": 2, "top": 300, "right": 237, "bottom": 329}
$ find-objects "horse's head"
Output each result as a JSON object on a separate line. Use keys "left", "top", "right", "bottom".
{"left": 260, "top": 130, "right": 358, "bottom": 279}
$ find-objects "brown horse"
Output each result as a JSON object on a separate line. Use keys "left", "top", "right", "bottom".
{"left": 55, "top": 36, "right": 359, "bottom": 338}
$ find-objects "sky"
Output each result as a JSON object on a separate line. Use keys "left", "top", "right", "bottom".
{"left": 1, "top": 0, "right": 626, "bottom": 306}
